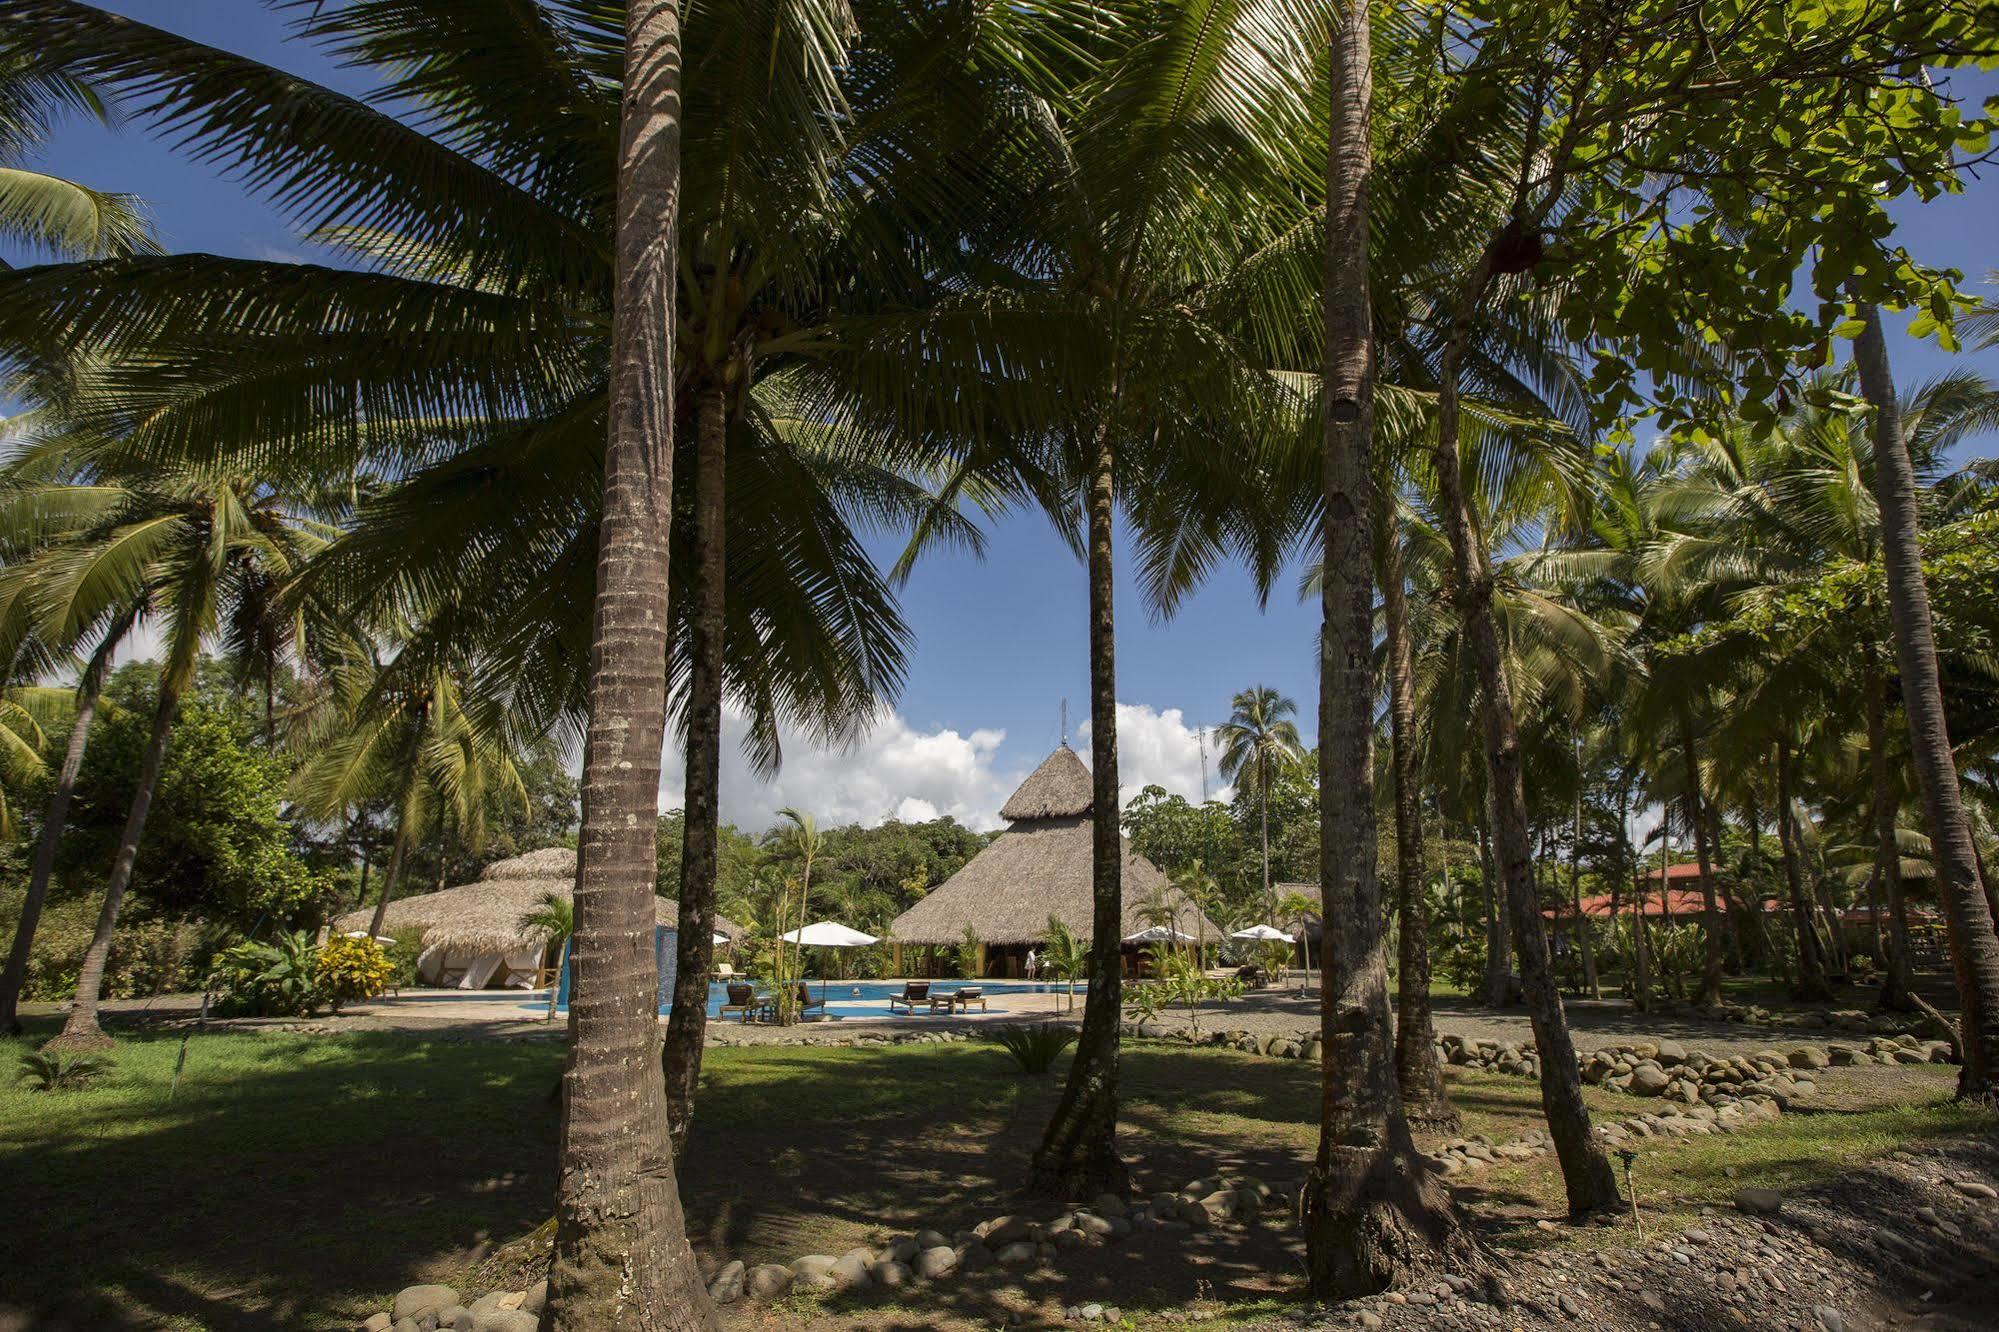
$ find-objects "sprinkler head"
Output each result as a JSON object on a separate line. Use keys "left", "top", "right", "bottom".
{"left": 1615, "top": 1149, "right": 1639, "bottom": 1168}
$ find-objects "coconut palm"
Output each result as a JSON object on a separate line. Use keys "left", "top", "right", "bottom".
{"left": 0, "top": 54, "right": 152, "bottom": 261}
{"left": 1214, "top": 685, "right": 1303, "bottom": 924}
{"left": 1041, "top": 915, "right": 1088, "bottom": 1013}
{"left": 289, "top": 636, "right": 530, "bottom": 938}
{"left": 1848, "top": 307, "right": 1999, "bottom": 1104}
{"left": 11, "top": 465, "right": 326, "bottom": 1050}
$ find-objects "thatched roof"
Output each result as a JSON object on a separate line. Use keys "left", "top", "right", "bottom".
{"left": 888, "top": 746, "right": 1219, "bottom": 947}
{"left": 332, "top": 847, "right": 743, "bottom": 954}
{"left": 999, "top": 744, "right": 1094, "bottom": 821}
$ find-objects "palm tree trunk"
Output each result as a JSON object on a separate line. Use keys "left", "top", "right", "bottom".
{"left": 1382, "top": 528, "right": 1455, "bottom": 1130}
{"left": 1570, "top": 760, "right": 1599, "bottom": 1000}
{"left": 1259, "top": 753, "right": 1272, "bottom": 922}
{"left": 1431, "top": 276, "right": 1618, "bottom": 1216}
{"left": 1304, "top": 10, "right": 1469, "bottom": 1292}
{"left": 1679, "top": 715, "right": 1724, "bottom": 1006}
{"left": 1479, "top": 779, "right": 1508, "bottom": 1005}
{"left": 1776, "top": 738, "right": 1832, "bottom": 1001}
{"left": 1026, "top": 412, "right": 1127, "bottom": 1202}
{"left": 48, "top": 682, "right": 180, "bottom": 1051}
{"left": 662, "top": 381, "right": 729, "bottom": 1153}
{"left": 0, "top": 681, "right": 102, "bottom": 1033}
{"left": 366, "top": 807, "right": 412, "bottom": 940}
{"left": 1852, "top": 301, "right": 1999, "bottom": 1100}
{"left": 545, "top": 2, "right": 714, "bottom": 1324}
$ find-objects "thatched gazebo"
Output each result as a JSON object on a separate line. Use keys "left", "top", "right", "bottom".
{"left": 333, "top": 847, "right": 744, "bottom": 990}
{"left": 886, "top": 744, "right": 1220, "bottom": 978}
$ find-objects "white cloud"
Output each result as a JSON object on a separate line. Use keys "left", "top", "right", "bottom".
{"left": 658, "top": 707, "right": 1015, "bottom": 832}
{"left": 653, "top": 698, "right": 1231, "bottom": 835}
{"left": 1079, "top": 702, "right": 1232, "bottom": 811}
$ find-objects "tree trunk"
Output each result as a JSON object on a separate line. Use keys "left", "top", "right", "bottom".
{"left": 1431, "top": 271, "right": 1618, "bottom": 1217}
{"left": 544, "top": 2, "right": 715, "bottom": 1325}
{"left": 1303, "top": 10, "right": 1470, "bottom": 1292}
{"left": 1260, "top": 753, "right": 1272, "bottom": 923}
{"left": 1679, "top": 715, "right": 1724, "bottom": 1006}
{"left": 366, "top": 809, "right": 412, "bottom": 940}
{"left": 1852, "top": 301, "right": 1999, "bottom": 1101}
{"left": 1570, "top": 757, "right": 1599, "bottom": 1001}
{"left": 662, "top": 380, "right": 729, "bottom": 1154}
{"left": 0, "top": 680, "right": 102, "bottom": 1033}
{"left": 47, "top": 682, "right": 180, "bottom": 1051}
{"left": 1026, "top": 414, "right": 1127, "bottom": 1201}
{"left": 1479, "top": 784, "right": 1508, "bottom": 1005}
{"left": 1382, "top": 530, "right": 1455, "bottom": 1130}
{"left": 1863, "top": 660, "right": 1911, "bottom": 1008}
{"left": 1776, "top": 738, "right": 1832, "bottom": 1001}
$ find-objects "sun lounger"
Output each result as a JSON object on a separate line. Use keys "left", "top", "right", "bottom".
{"left": 934, "top": 986, "right": 985, "bottom": 1014}
{"left": 719, "top": 982, "right": 759, "bottom": 1022}
{"left": 795, "top": 983, "right": 827, "bottom": 1020}
{"left": 887, "top": 980, "right": 930, "bottom": 1014}
{"left": 712, "top": 962, "right": 738, "bottom": 981}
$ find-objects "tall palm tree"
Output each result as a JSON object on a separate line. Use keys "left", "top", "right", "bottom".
{"left": 1009, "top": 0, "right": 1319, "bottom": 1205}
{"left": 0, "top": 603, "right": 131, "bottom": 1032}
{"left": 1849, "top": 304, "right": 1999, "bottom": 1105}
{"left": 1214, "top": 685, "right": 1303, "bottom": 923}
{"left": 544, "top": 1, "right": 711, "bottom": 1324}
{"left": 1303, "top": 0, "right": 1470, "bottom": 1289}
{"left": 20, "top": 468, "right": 323, "bottom": 1050}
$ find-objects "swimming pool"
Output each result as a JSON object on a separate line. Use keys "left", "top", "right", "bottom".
{"left": 541, "top": 977, "right": 1086, "bottom": 1019}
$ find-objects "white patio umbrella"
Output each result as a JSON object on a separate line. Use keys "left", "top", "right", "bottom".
{"left": 1122, "top": 925, "right": 1193, "bottom": 943}
{"left": 712, "top": 932, "right": 731, "bottom": 946}
{"left": 1229, "top": 924, "right": 1291, "bottom": 942}
{"left": 780, "top": 920, "right": 880, "bottom": 1002}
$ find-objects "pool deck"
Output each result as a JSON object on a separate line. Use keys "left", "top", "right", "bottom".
{"left": 51, "top": 985, "right": 1820, "bottom": 1058}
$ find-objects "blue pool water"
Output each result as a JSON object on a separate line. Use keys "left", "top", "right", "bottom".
{"left": 542, "top": 976, "right": 1085, "bottom": 1020}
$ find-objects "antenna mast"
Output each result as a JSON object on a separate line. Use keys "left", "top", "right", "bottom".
{"left": 1199, "top": 724, "right": 1209, "bottom": 802}
{"left": 1060, "top": 699, "right": 1069, "bottom": 746}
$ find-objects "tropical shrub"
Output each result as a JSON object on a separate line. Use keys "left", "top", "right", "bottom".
{"left": 312, "top": 935, "right": 393, "bottom": 1011}
{"left": 210, "top": 930, "right": 321, "bottom": 1016}
{"left": 992, "top": 1023, "right": 1076, "bottom": 1075}
{"left": 384, "top": 926, "right": 428, "bottom": 989}
{"left": 1432, "top": 932, "right": 1487, "bottom": 994}
{"left": 17, "top": 1048, "right": 109, "bottom": 1092}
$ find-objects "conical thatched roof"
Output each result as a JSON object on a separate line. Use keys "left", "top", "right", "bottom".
{"left": 998, "top": 744, "right": 1094, "bottom": 821}
{"left": 887, "top": 747, "right": 1220, "bottom": 947}
{"left": 332, "top": 847, "right": 743, "bottom": 954}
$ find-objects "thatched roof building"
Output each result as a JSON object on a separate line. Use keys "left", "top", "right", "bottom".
{"left": 887, "top": 745, "right": 1220, "bottom": 949}
{"left": 334, "top": 847, "right": 744, "bottom": 956}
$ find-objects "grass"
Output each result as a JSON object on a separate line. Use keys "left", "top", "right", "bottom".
{"left": 2, "top": 1019, "right": 1982, "bottom": 1332}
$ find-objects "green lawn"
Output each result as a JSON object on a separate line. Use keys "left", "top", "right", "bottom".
{"left": 3, "top": 1019, "right": 1980, "bottom": 1332}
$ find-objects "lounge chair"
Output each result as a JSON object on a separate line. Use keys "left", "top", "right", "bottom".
{"left": 934, "top": 986, "right": 985, "bottom": 1014}
{"left": 719, "top": 982, "right": 760, "bottom": 1022}
{"left": 712, "top": 961, "right": 738, "bottom": 981}
{"left": 795, "top": 982, "right": 827, "bottom": 1020}
{"left": 887, "top": 980, "right": 931, "bottom": 1014}
{"left": 1234, "top": 964, "right": 1268, "bottom": 989}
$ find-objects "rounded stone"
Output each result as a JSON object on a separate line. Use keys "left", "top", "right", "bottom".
{"left": 915, "top": 1245, "right": 959, "bottom": 1279}
{"left": 746, "top": 1263, "right": 793, "bottom": 1300}
{"left": 790, "top": 1254, "right": 840, "bottom": 1290}
{"left": 392, "top": 1287, "right": 459, "bottom": 1324}
{"left": 708, "top": 1260, "right": 746, "bottom": 1304}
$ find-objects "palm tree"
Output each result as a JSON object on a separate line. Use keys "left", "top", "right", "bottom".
{"left": 1, "top": 54, "right": 153, "bottom": 261}
{"left": 289, "top": 641, "right": 529, "bottom": 939}
{"left": 1010, "top": 0, "right": 1319, "bottom": 1206}
{"left": 0, "top": 605, "right": 130, "bottom": 1032}
{"left": 1378, "top": 516, "right": 1455, "bottom": 1130}
{"left": 1214, "top": 685, "right": 1303, "bottom": 924}
{"left": 1849, "top": 304, "right": 1999, "bottom": 1104}
{"left": 1041, "top": 915, "right": 1088, "bottom": 1013}
{"left": 22, "top": 468, "right": 323, "bottom": 1050}
{"left": 539, "top": 3, "right": 710, "bottom": 1323}
{"left": 518, "top": 889, "right": 574, "bottom": 1023}
{"left": 765, "top": 807, "right": 823, "bottom": 1030}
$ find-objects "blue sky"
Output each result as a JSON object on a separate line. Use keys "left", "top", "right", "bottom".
{"left": 14, "top": 3, "right": 1999, "bottom": 831}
